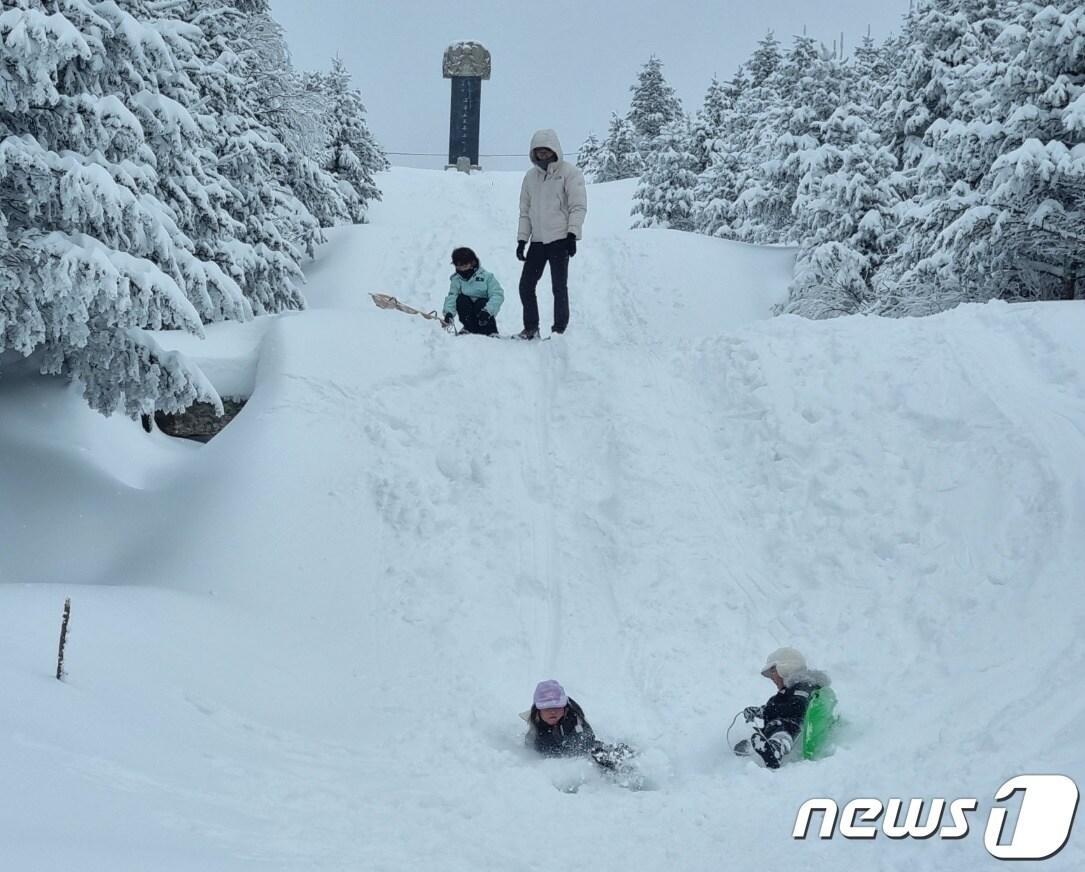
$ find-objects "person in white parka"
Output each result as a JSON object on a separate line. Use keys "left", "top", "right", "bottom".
{"left": 515, "top": 129, "right": 587, "bottom": 339}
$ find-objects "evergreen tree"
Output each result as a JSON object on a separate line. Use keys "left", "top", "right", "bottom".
{"left": 876, "top": 1, "right": 966, "bottom": 183}
{"left": 747, "top": 31, "right": 782, "bottom": 86}
{"left": 631, "top": 119, "right": 699, "bottom": 231}
{"left": 577, "top": 132, "right": 603, "bottom": 180}
{"left": 705, "top": 43, "right": 784, "bottom": 241}
{"left": 793, "top": 109, "right": 900, "bottom": 253}
{"left": 1, "top": 0, "right": 386, "bottom": 416}
{"left": 234, "top": 2, "right": 348, "bottom": 244}
{"left": 850, "top": 32, "right": 891, "bottom": 92}
{"left": 880, "top": 0, "right": 1085, "bottom": 311}
{"left": 691, "top": 68, "right": 749, "bottom": 237}
{"left": 785, "top": 107, "right": 901, "bottom": 317}
{"left": 179, "top": 0, "right": 311, "bottom": 313}
{"left": 594, "top": 114, "right": 644, "bottom": 182}
{"left": 122, "top": 0, "right": 254, "bottom": 325}
{"left": 321, "top": 56, "right": 384, "bottom": 223}
{"left": 689, "top": 76, "right": 731, "bottom": 173}
{"left": 627, "top": 55, "right": 684, "bottom": 142}
{"left": 0, "top": 0, "right": 220, "bottom": 417}
{"left": 975, "top": 0, "right": 1084, "bottom": 301}
{"left": 692, "top": 146, "right": 744, "bottom": 238}
{"left": 732, "top": 36, "right": 844, "bottom": 244}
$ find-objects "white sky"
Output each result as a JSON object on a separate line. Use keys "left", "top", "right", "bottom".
{"left": 269, "top": 0, "right": 912, "bottom": 170}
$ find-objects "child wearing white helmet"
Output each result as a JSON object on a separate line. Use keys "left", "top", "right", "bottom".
{"left": 734, "top": 647, "right": 832, "bottom": 769}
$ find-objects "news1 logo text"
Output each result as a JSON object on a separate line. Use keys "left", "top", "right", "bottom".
{"left": 793, "top": 774, "right": 1079, "bottom": 861}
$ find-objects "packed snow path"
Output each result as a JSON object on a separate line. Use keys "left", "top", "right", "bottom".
{"left": 1, "top": 169, "right": 1083, "bottom": 871}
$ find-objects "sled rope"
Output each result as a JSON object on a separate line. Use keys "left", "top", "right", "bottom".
{"left": 724, "top": 710, "right": 745, "bottom": 750}
{"left": 369, "top": 293, "right": 456, "bottom": 332}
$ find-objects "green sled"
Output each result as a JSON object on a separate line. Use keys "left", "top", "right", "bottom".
{"left": 801, "top": 687, "right": 838, "bottom": 760}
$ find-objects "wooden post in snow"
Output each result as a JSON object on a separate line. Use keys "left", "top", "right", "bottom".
{"left": 56, "top": 597, "right": 71, "bottom": 681}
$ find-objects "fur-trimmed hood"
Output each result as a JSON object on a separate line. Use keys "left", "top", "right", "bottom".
{"left": 785, "top": 668, "right": 831, "bottom": 689}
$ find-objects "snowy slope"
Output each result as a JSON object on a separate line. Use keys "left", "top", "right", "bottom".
{"left": 1, "top": 169, "right": 1083, "bottom": 871}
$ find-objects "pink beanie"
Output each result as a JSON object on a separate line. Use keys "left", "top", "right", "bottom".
{"left": 533, "top": 679, "right": 568, "bottom": 710}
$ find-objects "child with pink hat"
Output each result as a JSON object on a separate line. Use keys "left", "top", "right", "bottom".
{"left": 523, "top": 680, "right": 636, "bottom": 774}
{"left": 524, "top": 679, "right": 597, "bottom": 758}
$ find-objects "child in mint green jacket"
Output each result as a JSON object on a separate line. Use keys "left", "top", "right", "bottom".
{"left": 442, "top": 247, "right": 505, "bottom": 335}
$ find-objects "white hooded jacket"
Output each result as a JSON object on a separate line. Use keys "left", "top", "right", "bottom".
{"left": 518, "top": 129, "right": 587, "bottom": 245}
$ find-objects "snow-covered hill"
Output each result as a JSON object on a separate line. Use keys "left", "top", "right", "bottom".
{"left": 1, "top": 169, "right": 1082, "bottom": 871}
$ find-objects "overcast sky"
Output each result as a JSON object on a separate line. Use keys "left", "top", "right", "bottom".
{"left": 269, "top": 0, "right": 912, "bottom": 171}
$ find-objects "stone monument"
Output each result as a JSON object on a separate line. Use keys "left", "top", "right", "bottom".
{"left": 443, "top": 41, "right": 490, "bottom": 170}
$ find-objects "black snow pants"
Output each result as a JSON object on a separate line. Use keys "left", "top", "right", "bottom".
{"left": 455, "top": 294, "right": 498, "bottom": 335}
{"left": 519, "top": 240, "right": 570, "bottom": 333}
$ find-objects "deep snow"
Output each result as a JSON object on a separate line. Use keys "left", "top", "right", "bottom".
{"left": 1, "top": 168, "right": 1082, "bottom": 871}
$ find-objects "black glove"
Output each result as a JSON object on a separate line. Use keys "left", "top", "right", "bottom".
{"left": 516, "top": 240, "right": 527, "bottom": 261}
{"left": 477, "top": 309, "right": 491, "bottom": 326}
{"left": 441, "top": 312, "right": 454, "bottom": 327}
{"left": 566, "top": 233, "right": 577, "bottom": 257}
{"left": 743, "top": 706, "right": 763, "bottom": 723}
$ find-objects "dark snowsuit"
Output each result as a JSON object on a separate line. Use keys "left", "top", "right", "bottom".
{"left": 528, "top": 698, "right": 597, "bottom": 758}
{"left": 741, "top": 669, "right": 831, "bottom": 769}
{"left": 762, "top": 678, "right": 822, "bottom": 745}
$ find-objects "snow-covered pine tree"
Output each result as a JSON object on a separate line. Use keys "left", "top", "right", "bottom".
{"left": 849, "top": 30, "right": 897, "bottom": 142}
{"left": 851, "top": 32, "right": 892, "bottom": 93}
{"left": 747, "top": 30, "right": 782, "bottom": 86}
{"left": 0, "top": 0, "right": 220, "bottom": 417}
{"left": 692, "top": 146, "right": 744, "bottom": 238}
{"left": 627, "top": 55, "right": 684, "bottom": 145}
{"left": 691, "top": 68, "right": 749, "bottom": 237}
{"left": 697, "top": 36, "right": 784, "bottom": 241}
{"left": 689, "top": 76, "right": 730, "bottom": 173}
{"left": 881, "top": 1, "right": 1015, "bottom": 311}
{"left": 234, "top": 1, "right": 350, "bottom": 242}
{"left": 631, "top": 118, "right": 699, "bottom": 231}
{"left": 974, "top": 0, "right": 1085, "bottom": 301}
{"left": 785, "top": 107, "right": 901, "bottom": 317}
{"left": 288, "top": 68, "right": 355, "bottom": 227}
{"left": 898, "top": 0, "right": 1085, "bottom": 307}
{"left": 876, "top": 2, "right": 964, "bottom": 195}
{"left": 176, "top": 0, "right": 309, "bottom": 313}
{"left": 778, "top": 25, "right": 906, "bottom": 317}
{"left": 321, "top": 56, "right": 384, "bottom": 222}
{"left": 576, "top": 132, "right": 603, "bottom": 181}
{"left": 593, "top": 114, "right": 644, "bottom": 182}
{"left": 872, "top": 0, "right": 1082, "bottom": 314}
{"left": 120, "top": 0, "right": 253, "bottom": 325}
{"left": 732, "top": 36, "right": 845, "bottom": 244}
